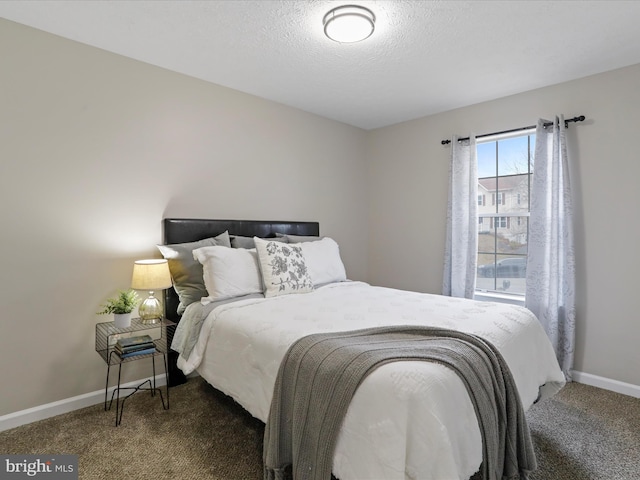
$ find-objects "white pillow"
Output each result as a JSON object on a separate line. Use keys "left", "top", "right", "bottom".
{"left": 253, "top": 237, "right": 314, "bottom": 298}
{"left": 192, "top": 246, "right": 262, "bottom": 303}
{"left": 299, "top": 237, "right": 347, "bottom": 286}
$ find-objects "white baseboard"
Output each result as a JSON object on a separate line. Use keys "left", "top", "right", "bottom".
{"left": 572, "top": 370, "right": 640, "bottom": 398}
{"left": 2, "top": 370, "right": 637, "bottom": 433}
{"left": 0, "top": 374, "right": 167, "bottom": 433}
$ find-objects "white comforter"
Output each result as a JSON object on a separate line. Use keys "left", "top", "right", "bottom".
{"left": 177, "top": 282, "right": 565, "bottom": 480}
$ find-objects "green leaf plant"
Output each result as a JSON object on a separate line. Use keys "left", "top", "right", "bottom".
{"left": 97, "top": 289, "right": 141, "bottom": 315}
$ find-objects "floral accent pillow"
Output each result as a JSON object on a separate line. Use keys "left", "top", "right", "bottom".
{"left": 254, "top": 237, "right": 314, "bottom": 297}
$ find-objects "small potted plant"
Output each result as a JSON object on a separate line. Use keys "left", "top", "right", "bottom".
{"left": 97, "top": 289, "right": 140, "bottom": 328}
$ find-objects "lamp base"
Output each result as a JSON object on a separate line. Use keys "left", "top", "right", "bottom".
{"left": 140, "top": 317, "right": 161, "bottom": 325}
{"left": 138, "top": 292, "right": 163, "bottom": 325}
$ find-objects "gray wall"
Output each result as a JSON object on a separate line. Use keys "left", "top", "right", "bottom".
{"left": 367, "top": 63, "right": 640, "bottom": 387}
{"left": 0, "top": 19, "right": 368, "bottom": 416}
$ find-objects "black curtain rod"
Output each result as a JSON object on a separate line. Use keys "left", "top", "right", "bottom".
{"left": 440, "top": 115, "right": 585, "bottom": 145}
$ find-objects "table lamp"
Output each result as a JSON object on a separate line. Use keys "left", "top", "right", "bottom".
{"left": 131, "top": 259, "right": 172, "bottom": 324}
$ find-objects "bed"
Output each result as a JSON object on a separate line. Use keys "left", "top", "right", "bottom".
{"left": 160, "top": 218, "right": 566, "bottom": 480}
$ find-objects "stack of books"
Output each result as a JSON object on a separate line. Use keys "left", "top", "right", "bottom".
{"left": 115, "top": 334, "right": 156, "bottom": 358}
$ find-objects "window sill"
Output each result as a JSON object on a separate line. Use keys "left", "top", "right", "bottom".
{"left": 474, "top": 291, "right": 525, "bottom": 306}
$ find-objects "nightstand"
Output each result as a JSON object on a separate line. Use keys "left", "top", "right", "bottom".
{"left": 95, "top": 318, "right": 175, "bottom": 426}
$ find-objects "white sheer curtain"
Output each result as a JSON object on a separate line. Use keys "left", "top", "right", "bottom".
{"left": 443, "top": 135, "right": 477, "bottom": 299}
{"left": 526, "top": 116, "right": 576, "bottom": 379}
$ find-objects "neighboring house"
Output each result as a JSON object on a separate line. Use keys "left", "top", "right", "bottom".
{"left": 477, "top": 173, "right": 530, "bottom": 244}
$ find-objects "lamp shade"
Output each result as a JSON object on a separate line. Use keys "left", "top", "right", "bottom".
{"left": 131, "top": 259, "right": 172, "bottom": 291}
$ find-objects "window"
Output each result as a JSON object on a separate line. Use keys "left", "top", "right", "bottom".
{"left": 494, "top": 216, "right": 508, "bottom": 228}
{"left": 476, "top": 133, "right": 534, "bottom": 296}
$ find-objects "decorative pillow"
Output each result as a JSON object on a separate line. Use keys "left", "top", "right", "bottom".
{"left": 275, "top": 233, "right": 323, "bottom": 243}
{"left": 192, "top": 246, "right": 262, "bottom": 302}
{"left": 231, "top": 235, "right": 288, "bottom": 249}
{"left": 253, "top": 237, "right": 314, "bottom": 298}
{"left": 157, "top": 231, "right": 231, "bottom": 314}
{"left": 299, "top": 237, "right": 347, "bottom": 286}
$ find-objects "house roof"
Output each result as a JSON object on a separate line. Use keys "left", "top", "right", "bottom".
{"left": 478, "top": 175, "right": 529, "bottom": 192}
{"left": 2, "top": 1, "right": 640, "bottom": 130}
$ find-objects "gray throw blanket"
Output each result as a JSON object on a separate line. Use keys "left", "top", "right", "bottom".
{"left": 263, "top": 326, "right": 536, "bottom": 480}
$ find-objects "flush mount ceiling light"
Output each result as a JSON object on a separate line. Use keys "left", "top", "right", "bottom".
{"left": 323, "top": 4, "right": 376, "bottom": 43}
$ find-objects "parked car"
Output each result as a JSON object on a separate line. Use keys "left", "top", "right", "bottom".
{"left": 478, "top": 257, "right": 526, "bottom": 278}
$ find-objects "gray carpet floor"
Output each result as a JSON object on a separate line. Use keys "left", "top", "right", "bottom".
{"left": 1, "top": 377, "right": 638, "bottom": 479}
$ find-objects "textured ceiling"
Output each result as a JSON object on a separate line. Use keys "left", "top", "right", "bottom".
{"left": 2, "top": 0, "right": 640, "bottom": 130}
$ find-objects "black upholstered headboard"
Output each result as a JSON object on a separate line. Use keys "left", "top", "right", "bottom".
{"left": 162, "top": 218, "right": 320, "bottom": 322}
